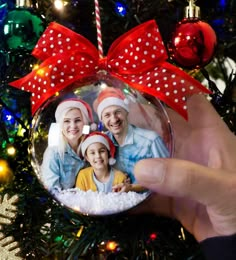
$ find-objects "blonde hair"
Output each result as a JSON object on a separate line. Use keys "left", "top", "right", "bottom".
{"left": 57, "top": 107, "right": 89, "bottom": 160}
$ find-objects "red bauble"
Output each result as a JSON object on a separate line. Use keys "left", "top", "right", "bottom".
{"left": 169, "top": 19, "right": 217, "bottom": 69}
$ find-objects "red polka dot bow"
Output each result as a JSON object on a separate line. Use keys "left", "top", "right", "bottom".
{"left": 9, "top": 20, "right": 211, "bottom": 118}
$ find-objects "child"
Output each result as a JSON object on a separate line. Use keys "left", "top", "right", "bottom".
{"left": 75, "top": 132, "right": 127, "bottom": 193}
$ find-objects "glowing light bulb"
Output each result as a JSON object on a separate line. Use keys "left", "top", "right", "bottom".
{"left": 54, "top": 0, "right": 64, "bottom": 10}
{"left": 106, "top": 241, "right": 118, "bottom": 251}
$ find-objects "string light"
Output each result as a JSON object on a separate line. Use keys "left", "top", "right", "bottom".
{"left": 6, "top": 144, "right": 16, "bottom": 156}
{"left": 106, "top": 240, "right": 118, "bottom": 251}
{"left": 115, "top": 1, "right": 127, "bottom": 17}
{"left": 54, "top": 0, "right": 64, "bottom": 10}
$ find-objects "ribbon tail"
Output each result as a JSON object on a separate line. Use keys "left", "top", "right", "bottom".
{"left": 111, "top": 63, "right": 211, "bottom": 120}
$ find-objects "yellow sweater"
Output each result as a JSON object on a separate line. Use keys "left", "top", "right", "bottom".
{"left": 75, "top": 167, "right": 127, "bottom": 192}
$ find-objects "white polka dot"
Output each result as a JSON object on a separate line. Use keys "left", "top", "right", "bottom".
{"left": 166, "top": 92, "right": 170, "bottom": 96}
{"left": 58, "top": 34, "right": 62, "bottom": 37}
{"left": 164, "top": 84, "right": 168, "bottom": 88}
{"left": 50, "top": 37, "right": 53, "bottom": 41}
{"left": 183, "top": 105, "right": 187, "bottom": 110}
{"left": 115, "top": 62, "right": 119, "bottom": 66}
{"left": 145, "top": 42, "right": 150, "bottom": 46}
{"left": 138, "top": 38, "right": 142, "bottom": 43}
{"left": 125, "top": 60, "right": 129, "bottom": 64}
{"left": 163, "top": 77, "right": 167, "bottom": 80}
{"left": 155, "top": 79, "right": 159, "bottom": 83}
{"left": 147, "top": 83, "right": 152, "bottom": 87}
{"left": 174, "top": 98, "right": 178, "bottom": 102}
{"left": 156, "top": 87, "right": 161, "bottom": 91}
{"left": 141, "top": 59, "right": 146, "bottom": 63}
{"left": 136, "top": 47, "right": 140, "bottom": 51}
{"left": 66, "top": 38, "right": 70, "bottom": 42}
{"left": 182, "top": 88, "right": 186, "bottom": 92}
{"left": 43, "top": 48, "right": 47, "bottom": 52}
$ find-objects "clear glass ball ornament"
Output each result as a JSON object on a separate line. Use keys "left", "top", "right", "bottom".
{"left": 30, "top": 73, "right": 174, "bottom": 216}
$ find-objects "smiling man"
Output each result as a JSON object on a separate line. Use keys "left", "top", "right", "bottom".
{"left": 95, "top": 87, "right": 170, "bottom": 185}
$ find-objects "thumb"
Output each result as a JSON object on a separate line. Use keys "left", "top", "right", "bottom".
{"left": 134, "top": 158, "right": 231, "bottom": 206}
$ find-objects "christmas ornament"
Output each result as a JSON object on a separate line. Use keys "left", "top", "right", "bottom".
{"left": 0, "top": 194, "right": 18, "bottom": 225}
{"left": 8, "top": 1, "right": 211, "bottom": 216}
{"left": 30, "top": 74, "right": 173, "bottom": 216}
{"left": 0, "top": 194, "right": 21, "bottom": 259}
{"left": 2, "top": 2, "right": 45, "bottom": 51}
{"left": 0, "top": 159, "right": 14, "bottom": 184}
{"left": 0, "top": 233, "right": 22, "bottom": 260}
{"left": 169, "top": 0, "right": 217, "bottom": 69}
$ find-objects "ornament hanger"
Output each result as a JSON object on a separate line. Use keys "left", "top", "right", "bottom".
{"left": 185, "top": 0, "right": 200, "bottom": 19}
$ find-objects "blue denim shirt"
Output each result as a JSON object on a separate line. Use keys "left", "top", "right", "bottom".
{"left": 41, "top": 144, "right": 86, "bottom": 191}
{"left": 107, "top": 125, "right": 169, "bottom": 183}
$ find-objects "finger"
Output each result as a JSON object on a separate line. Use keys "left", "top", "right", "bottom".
{"left": 134, "top": 158, "right": 234, "bottom": 206}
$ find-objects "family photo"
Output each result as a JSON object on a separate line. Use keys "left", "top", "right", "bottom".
{"left": 31, "top": 78, "right": 172, "bottom": 215}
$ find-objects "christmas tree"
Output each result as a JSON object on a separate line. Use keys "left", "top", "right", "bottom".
{"left": 0, "top": 0, "right": 235, "bottom": 259}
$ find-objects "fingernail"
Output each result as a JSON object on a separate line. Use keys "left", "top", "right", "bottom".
{"left": 135, "top": 159, "right": 166, "bottom": 184}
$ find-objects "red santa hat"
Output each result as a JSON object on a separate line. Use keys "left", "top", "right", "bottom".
{"left": 95, "top": 87, "right": 129, "bottom": 120}
{"left": 55, "top": 98, "right": 94, "bottom": 124}
{"left": 81, "top": 132, "right": 116, "bottom": 165}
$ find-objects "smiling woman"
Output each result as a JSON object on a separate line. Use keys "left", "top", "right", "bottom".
{"left": 40, "top": 98, "right": 94, "bottom": 191}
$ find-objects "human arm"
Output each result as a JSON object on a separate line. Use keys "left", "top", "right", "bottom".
{"left": 133, "top": 95, "right": 236, "bottom": 245}
{"left": 40, "top": 147, "right": 62, "bottom": 191}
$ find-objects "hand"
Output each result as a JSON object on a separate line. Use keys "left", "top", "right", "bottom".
{"left": 134, "top": 94, "right": 236, "bottom": 242}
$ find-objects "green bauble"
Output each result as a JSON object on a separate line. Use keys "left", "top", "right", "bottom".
{"left": 3, "top": 8, "right": 45, "bottom": 50}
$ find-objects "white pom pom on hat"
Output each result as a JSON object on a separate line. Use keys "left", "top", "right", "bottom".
{"left": 81, "top": 131, "right": 116, "bottom": 165}
{"left": 95, "top": 87, "right": 129, "bottom": 120}
{"left": 55, "top": 98, "right": 94, "bottom": 123}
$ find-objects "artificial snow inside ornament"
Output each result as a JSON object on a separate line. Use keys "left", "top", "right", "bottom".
{"left": 9, "top": 18, "right": 210, "bottom": 216}
{"left": 169, "top": 0, "right": 217, "bottom": 69}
